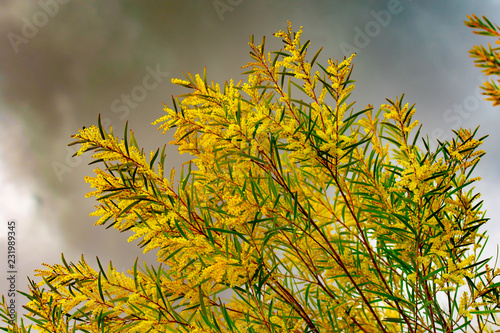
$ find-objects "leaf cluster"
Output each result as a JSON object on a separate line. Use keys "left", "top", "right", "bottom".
{"left": 465, "top": 14, "right": 500, "bottom": 106}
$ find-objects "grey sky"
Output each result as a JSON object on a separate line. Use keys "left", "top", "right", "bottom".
{"left": 0, "top": 0, "right": 499, "bottom": 327}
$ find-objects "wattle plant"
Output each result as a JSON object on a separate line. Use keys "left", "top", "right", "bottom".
{"left": 2, "top": 19, "right": 500, "bottom": 333}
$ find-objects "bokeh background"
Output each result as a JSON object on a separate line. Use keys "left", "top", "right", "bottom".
{"left": 0, "top": 0, "right": 499, "bottom": 326}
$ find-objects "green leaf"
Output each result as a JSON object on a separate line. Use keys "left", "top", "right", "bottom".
{"left": 470, "top": 309, "right": 500, "bottom": 315}
{"left": 96, "top": 257, "right": 108, "bottom": 282}
{"left": 129, "top": 130, "right": 139, "bottom": 150}
{"left": 310, "top": 47, "right": 323, "bottom": 67}
{"left": 421, "top": 266, "right": 445, "bottom": 281}
{"left": 67, "top": 139, "right": 88, "bottom": 147}
{"left": 300, "top": 39, "right": 310, "bottom": 55}
{"left": 88, "top": 158, "right": 105, "bottom": 166}
{"left": 363, "top": 289, "right": 413, "bottom": 307}
{"left": 97, "top": 114, "right": 106, "bottom": 140}
{"left": 98, "top": 272, "right": 105, "bottom": 302}
{"left": 124, "top": 121, "right": 130, "bottom": 156}
{"left": 198, "top": 288, "right": 210, "bottom": 325}
{"left": 272, "top": 51, "right": 291, "bottom": 58}
{"left": 207, "top": 227, "right": 250, "bottom": 244}
{"left": 383, "top": 317, "right": 405, "bottom": 324}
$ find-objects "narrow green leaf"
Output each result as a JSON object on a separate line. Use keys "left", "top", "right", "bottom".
{"left": 124, "top": 121, "right": 130, "bottom": 156}
{"left": 96, "top": 257, "right": 108, "bottom": 282}
{"left": 310, "top": 47, "right": 323, "bottom": 67}
{"left": 207, "top": 227, "right": 250, "bottom": 244}
{"left": 98, "top": 272, "right": 105, "bottom": 302}
{"left": 97, "top": 114, "right": 106, "bottom": 140}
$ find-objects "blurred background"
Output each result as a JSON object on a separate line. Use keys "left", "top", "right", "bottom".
{"left": 0, "top": 0, "right": 499, "bottom": 325}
